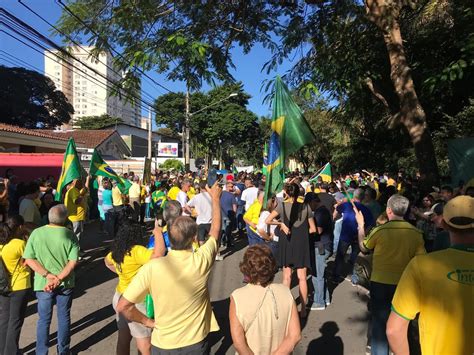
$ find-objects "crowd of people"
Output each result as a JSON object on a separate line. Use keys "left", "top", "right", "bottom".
{"left": 0, "top": 167, "right": 472, "bottom": 355}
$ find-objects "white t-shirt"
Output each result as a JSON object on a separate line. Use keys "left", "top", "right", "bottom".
{"left": 241, "top": 186, "right": 258, "bottom": 211}
{"left": 19, "top": 198, "right": 41, "bottom": 226}
{"left": 176, "top": 190, "right": 189, "bottom": 215}
{"left": 256, "top": 211, "right": 278, "bottom": 241}
{"left": 187, "top": 192, "right": 212, "bottom": 225}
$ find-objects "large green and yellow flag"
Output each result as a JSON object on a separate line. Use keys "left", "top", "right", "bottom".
{"left": 264, "top": 76, "right": 316, "bottom": 201}
{"left": 55, "top": 138, "right": 82, "bottom": 201}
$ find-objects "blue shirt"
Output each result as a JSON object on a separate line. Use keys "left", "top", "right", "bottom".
{"left": 102, "top": 189, "right": 113, "bottom": 206}
{"left": 220, "top": 191, "right": 236, "bottom": 217}
{"left": 337, "top": 202, "right": 374, "bottom": 243}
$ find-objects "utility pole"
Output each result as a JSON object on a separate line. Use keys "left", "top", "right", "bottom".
{"left": 147, "top": 106, "right": 152, "bottom": 159}
{"left": 184, "top": 88, "right": 190, "bottom": 171}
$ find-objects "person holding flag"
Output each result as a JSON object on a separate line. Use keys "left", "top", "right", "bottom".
{"left": 263, "top": 76, "right": 317, "bottom": 318}
{"left": 55, "top": 138, "right": 82, "bottom": 202}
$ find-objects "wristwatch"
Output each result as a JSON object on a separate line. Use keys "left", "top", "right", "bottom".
{"left": 42, "top": 271, "right": 50, "bottom": 278}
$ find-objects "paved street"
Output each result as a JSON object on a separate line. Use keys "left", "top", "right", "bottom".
{"left": 20, "top": 222, "right": 370, "bottom": 355}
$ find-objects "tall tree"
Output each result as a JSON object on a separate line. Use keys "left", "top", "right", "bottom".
{"left": 0, "top": 66, "right": 74, "bottom": 128}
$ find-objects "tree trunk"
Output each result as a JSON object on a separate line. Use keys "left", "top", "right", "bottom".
{"left": 365, "top": 0, "right": 440, "bottom": 188}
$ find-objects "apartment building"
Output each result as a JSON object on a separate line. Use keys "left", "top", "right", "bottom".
{"left": 44, "top": 46, "right": 140, "bottom": 128}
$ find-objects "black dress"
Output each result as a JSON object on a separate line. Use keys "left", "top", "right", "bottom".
{"left": 275, "top": 202, "right": 312, "bottom": 269}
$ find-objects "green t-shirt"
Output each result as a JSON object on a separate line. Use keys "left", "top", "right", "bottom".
{"left": 23, "top": 225, "right": 79, "bottom": 291}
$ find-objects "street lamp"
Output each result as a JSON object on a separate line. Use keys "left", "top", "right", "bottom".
{"left": 183, "top": 92, "right": 238, "bottom": 170}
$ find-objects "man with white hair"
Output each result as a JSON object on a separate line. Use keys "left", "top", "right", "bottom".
{"left": 23, "top": 204, "right": 79, "bottom": 355}
{"left": 354, "top": 194, "right": 426, "bottom": 355}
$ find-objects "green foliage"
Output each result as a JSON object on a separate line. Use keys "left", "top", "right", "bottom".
{"left": 0, "top": 65, "right": 74, "bottom": 128}
{"left": 159, "top": 159, "right": 184, "bottom": 171}
{"left": 156, "top": 127, "right": 179, "bottom": 139}
{"left": 56, "top": 0, "right": 474, "bottom": 177}
{"left": 74, "top": 114, "right": 123, "bottom": 129}
{"left": 154, "top": 82, "right": 263, "bottom": 166}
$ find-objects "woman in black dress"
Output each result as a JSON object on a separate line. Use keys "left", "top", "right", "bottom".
{"left": 265, "top": 183, "right": 316, "bottom": 317}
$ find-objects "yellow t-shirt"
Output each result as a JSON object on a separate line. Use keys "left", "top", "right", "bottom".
{"left": 363, "top": 220, "right": 425, "bottom": 285}
{"left": 129, "top": 183, "right": 141, "bottom": 199}
{"left": 64, "top": 187, "right": 87, "bottom": 222}
{"left": 167, "top": 186, "right": 180, "bottom": 201}
{"left": 243, "top": 200, "right": 262, "bottom": 233}
{"left": 0, "top": 239, "right": 31, "bottom": 291}
{"left": 123, "top": 237, "right": 220, "bottom": 349}
{"left": 112, "top": 186, "right": 123, "bottom": 206}
{"left": 105, "top": 245, "right": 153, "bottom": 294}
{"left": 391, "top": 247, "right": 474, "bottom": 355}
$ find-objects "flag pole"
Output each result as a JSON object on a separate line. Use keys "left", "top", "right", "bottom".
{"left": 309, "top": 162, "right": 327, "bottom": 181}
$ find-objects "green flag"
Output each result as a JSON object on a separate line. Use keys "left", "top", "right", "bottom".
{"left": 89, "top": 149, "right": 122, "bottom": 182}
{"left": 264, "top": 76, "right": 316, "bottom": 201}
{"left": 118, "top": 177, "right": 132, "bottom": 194}
{"left": 55, "top": 138, "right": 82, "bottom": 201}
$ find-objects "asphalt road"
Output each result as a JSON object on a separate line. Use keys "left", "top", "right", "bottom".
{"left": 19, "top": 222, "right": 370, "bottom": 354}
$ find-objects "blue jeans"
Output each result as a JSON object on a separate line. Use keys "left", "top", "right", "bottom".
{"left": 145, "top": 203, "right": 151, "bottom": 219}
{"left": 370, "top": 282, "right": 397, "bottom": 355}
{"left": 334, "top": 239, "right": 359, "bottom": 281}
{"left": 311, "top": 248, "right": 331, "bottom": 307}
{"left": 36, "top": 287, "right": 73, "bottom": 355}
{"left": 246, "top": 226, "right": 264, "bottom": 246}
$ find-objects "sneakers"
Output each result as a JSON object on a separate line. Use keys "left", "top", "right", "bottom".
{"left": 310, "top": 303, "right": 325, "bottom": 311}
{"left": 215, "top": 254, "right": 224, "bottom": 261}
{"left": 326, "top": 300, "right": 331, "bottom": 306}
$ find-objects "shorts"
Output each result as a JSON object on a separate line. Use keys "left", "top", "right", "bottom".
{"left": 197, "top": 224, "right": 211, "bottom": 242}
{"left": 112, "top": 291, "right": 152, "bottom": 339}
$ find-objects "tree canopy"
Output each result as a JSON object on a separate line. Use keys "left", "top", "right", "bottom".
{"left": 56, "top": 0, "right": 474, "bottom": 183}
{"left": 74, "top": 114, "right": 123, "bottom": 129}
{"left": 154, "top": 82, "right": 264, "bottom": 166}
{"left": 0, "top": 65, "right": 74, "bottom": 128}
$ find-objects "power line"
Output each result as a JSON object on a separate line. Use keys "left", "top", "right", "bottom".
{"left": 0, "top": 9, "right": 157, "bottom": 117}
{"left": 0, "top": 29, "right": 149, "bottom": 122}
{"left": 0, "top": 8, "right": 156, "bottom": 111}
{"left": 17, "top": 0, "right": 160, "bottom": 102}
{"left": 0, "top": 52, "right": 143, "bottom": 121}
{"left": 55, "top": 0, "right": 174, "bottom": 94}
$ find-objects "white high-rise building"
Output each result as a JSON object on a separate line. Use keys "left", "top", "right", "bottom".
{"left": 44, "top": 46, "right": 141, "bottom": 128}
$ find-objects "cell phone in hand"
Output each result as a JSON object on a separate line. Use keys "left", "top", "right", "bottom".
{"left": 208, "top": 168, "right": 217, "bottom": 187}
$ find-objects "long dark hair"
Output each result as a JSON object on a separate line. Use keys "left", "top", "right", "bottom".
{"left": 284, "top": 183, "right": 304, "bottom": 230}
{"left": 110, "top": 223, "right": 144, "bottom": 269}
{"left": 0, "top": 215, "right": 25, "bottom": 244}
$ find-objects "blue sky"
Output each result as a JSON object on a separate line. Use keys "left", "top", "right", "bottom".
{"left": 0, "top": 0, "right": 298, "bottom": 119}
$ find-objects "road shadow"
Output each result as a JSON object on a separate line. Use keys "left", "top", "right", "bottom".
{"left": 209, "top": 297, "right": 232, "bottom": 354}
{"left": 70, "top": 320, "right": 117, "bottom": 354}
{"left": 24, "top": 256, "right": 116, "bottom": 318}
{"left": 22, "top": 304, "right": 115, "bottom": 354}
{"left": 306, "top": 321, "right": 344, "bottom": 355}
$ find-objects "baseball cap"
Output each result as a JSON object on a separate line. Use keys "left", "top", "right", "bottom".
{"left": 442, "top": 195, "right": 474, "bottom": 230}
{"left": 424, "top": 203, "right": 444, "bottom": 216}
{"left": 226, "top": 174, "right": 234, "bottom": 181}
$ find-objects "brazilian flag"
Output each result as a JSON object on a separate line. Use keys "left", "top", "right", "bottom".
{"left": 89, "top": 149, "right": 121, "bottom": 182}
{"left": 89, "top": 150, "right": 130, "bottom": 193}
{"left": 264, "top": 76, "right": 316, "bottom": 202}
{"left": 55, "top": 138, "right": 82, "bottom": 201}
{"left": 310, "top": 163, "right": 332, "bottom": 183}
